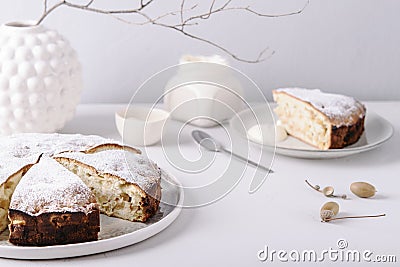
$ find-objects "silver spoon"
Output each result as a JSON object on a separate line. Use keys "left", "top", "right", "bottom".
{"left": 191, "top": 130, "right": 273, "bottom": 173}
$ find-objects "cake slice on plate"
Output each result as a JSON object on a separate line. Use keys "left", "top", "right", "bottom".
{"left": 54, "top": 148, "right": 162, "bottom": 222}
{"left": 272, "top": 88, "right": 366, "bottom": 150}
{"left": 8, "top": 157, "right": 100, "bottom": 246}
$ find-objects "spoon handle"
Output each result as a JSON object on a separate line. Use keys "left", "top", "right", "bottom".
{"left": 220, "top": 147, "right": 274, "bottom": 173}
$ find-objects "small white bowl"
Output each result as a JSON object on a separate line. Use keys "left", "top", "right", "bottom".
{"left": 115, "top": 106, "right": 170, "bottom": 146}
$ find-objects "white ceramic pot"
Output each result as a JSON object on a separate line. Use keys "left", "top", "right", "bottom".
{"left": 164, "top": 55, "right": 243, "bottom": 127}
{"left": 0, "top": 21, "right": 83, "bottom": 135}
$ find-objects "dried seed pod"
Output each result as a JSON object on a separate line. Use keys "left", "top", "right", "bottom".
{"left": 305, "top": 180, "right": 347, "bottom": 199}
{"left": 320, "top": 201, "right": 339, "bottom": 221}
{"left": 320, "top": 209, "right": 335, "bottom": 221}
{"left": 350, "top": 182, "right": 376, "bottom": 198}
{"left": 322, "top": 186, "right": 335, "bottom": 197}
{"left": 320, "top": 200, "right": 385, "bottom": 223}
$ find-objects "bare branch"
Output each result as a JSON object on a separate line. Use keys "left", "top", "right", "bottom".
{"left": 36, "top": 0, "right": 309, "bottom": 63}
{"left": 37, "top": 1, "right": 66, "bottom": 25}
{"left": 62, "top": 2, "right": 140, "bottom": 15}
{"left": 226, "top": 0, "right": 310, "bottom": 18}
{"left": 202, "top": 0, "right": 218, "bottom": 20}
{"left": 180, "top": 0, "right": 185, "bottom": 29}
{"left": 43, "top": 0, "right": 48, "bottom": 13}
{"left": 111, "top": 10, "right": 180, "bottom": 26}
{"left": 140, "top": 0, "right": 153, "bottom": 9}
{"left": 85, "top": 0, "right": 95, "bottom": 8}
{"left": 184, "top": 0, "right": 308, "bottom": 25}
{"left": 198, "top": 0, "right": 231, "bottom": 21}
{"left": 160, "top": 24, "right": 273, "bottom": 63}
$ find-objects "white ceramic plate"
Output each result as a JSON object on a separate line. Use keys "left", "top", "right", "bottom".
{"left": 229, "top": 105, "right": 394, "bottom": 159}
{"left": 0, "top": 170, "right": 183, "bottom": 260}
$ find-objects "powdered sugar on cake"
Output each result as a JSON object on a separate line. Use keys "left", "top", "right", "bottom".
{"left": 0, "top": 133, "right": 116, "bottom": 157}
{"left": 0, "top": 133, "right": 116, "bottom": 184}
{"left": 58, "top": 150, "right": 161, "bottom": 194}
{"left": 0, "top": 154, "right": 39, "bottom": 185}
{"left": 276, "top": 88, "right": 366, "bottom": 126}
{"left": 1, "top": 133, "right": 158, "bottom": 214}
{"left": 9, "top": 157, "right": 98, "bottom": 216}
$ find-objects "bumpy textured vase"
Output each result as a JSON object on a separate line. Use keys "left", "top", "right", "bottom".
{"left": 0, "top": 21, "right": 82, "bottom": 135}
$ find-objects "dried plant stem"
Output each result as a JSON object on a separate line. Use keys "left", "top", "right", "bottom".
{"left": 323, "top": 214, "right": 386, "bottom": 222}
{"left": 305, "top": 179, "right": 347, "bottom": 199}
{"left": 305, "top": 179, "right": 321, "bottom": 192}
{"left": 36, "top": 0, "right": 309, "bottom": 63}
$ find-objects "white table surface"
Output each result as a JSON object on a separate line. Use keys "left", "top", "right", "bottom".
{"left": 1, "top": 101, "right": 399, "bottom": 266}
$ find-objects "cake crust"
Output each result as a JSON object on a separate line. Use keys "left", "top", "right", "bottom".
{"left": 8, "top": 209, "right": 100, "bottom": 246}
{"left": 330, "top": 116, "right": 365, "bottom": 148}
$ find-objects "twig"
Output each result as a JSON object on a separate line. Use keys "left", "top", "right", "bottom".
{"left": 305, "top": 179, "right": 321, "bottom": 192}
{"left": 180, "top": 0, "right": 185, "bottom": 29}
{"left": 43, "top": 0, "right": 48, "bottom": 13}
{"left": 37, "top": 0, "right": 66, "bottom": 25}
{"left": 85, "top": 0, "right": 95, "bottom": 8}
{"left": 203, "top": 0, "right": 218, "bottom": 20}
{"left": 163, "top": 23, "right": 272, "bottom": 63}
{"left": 36, "top": 0, "right": 309, "bottom": 63}
{"left": 323, "top": 214, "right": 386, "bottom": 222}
{"left": 231, "top": 0, "right": 309, "bottom": 18}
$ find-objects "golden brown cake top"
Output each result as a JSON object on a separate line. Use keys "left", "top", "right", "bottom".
{"left": 9, "top": 157, "right": 98, "bottom": 216}
{"left": 273, "top": 88, "right": 366, "bottom": 126}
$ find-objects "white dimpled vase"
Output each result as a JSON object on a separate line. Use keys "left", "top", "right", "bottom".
{"left": 0, "top": 21, "right": 83, "bottom": 135}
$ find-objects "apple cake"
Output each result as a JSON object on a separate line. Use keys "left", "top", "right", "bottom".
{"left": 0, "top": 133, "right": 162, "bottom": 246}
{"left": 273, "top": 88, "right": 366, "bottom": 150}
{"left": 0, "top": 133, "right": 111, "bottom": 234}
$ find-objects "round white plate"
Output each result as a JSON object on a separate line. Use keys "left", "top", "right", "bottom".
{"left": 0, "top": 169, "right": 183, "bottom": 260}
{"left": 229, "top": 105, "right": 394, "bottom": 159}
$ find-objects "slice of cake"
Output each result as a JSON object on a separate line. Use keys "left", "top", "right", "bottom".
{"left": 272, "top": 88, "right": 366, "bottom": 150}
{"left": 8, "top": 157, "right": 100, "bottom": 246}
{"left": 54, "top": 149, "right": 161, "bottom": 222}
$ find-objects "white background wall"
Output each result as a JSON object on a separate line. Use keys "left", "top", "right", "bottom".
{"left": 1, "top": 0, "right": 399, "bottom": 103}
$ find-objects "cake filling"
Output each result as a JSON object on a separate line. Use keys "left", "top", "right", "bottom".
{"left": 274, "top": 92, "right": 332, "bottom": 149}
{"left": 56, "top": 158, "right": 148, "bottom": 222}
{"left": 0, "top": 165, "right": 33, "bottom": 232}
{"left": 54, "top": 149, "right": 161, "bottom": 222}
